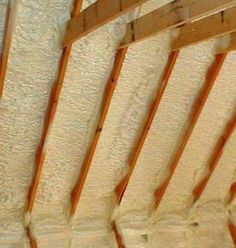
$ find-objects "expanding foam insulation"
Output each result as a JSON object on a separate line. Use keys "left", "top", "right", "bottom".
{"left": 0, "top": 0, "right": 236, "bottom": 247}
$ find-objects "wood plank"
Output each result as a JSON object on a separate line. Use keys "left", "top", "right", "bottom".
{"left": 112, "top": 221, "right": 126, "bottom": 248}
{"left": 120, "top": 0, "right": 236, "bottom": 48}
{"left": 192, "top": 110, "right": 236, "bottom": 202}
{"left": 0, "top": 0, "right": 17, "bottom": 97}
{"left": 172, "top": 6, "right": 236, "bottom": 50}
{"left": 115, "top": 50, "right": 179, "bottom": 204}
{"left": 70, "top": 47, "right": 128, "bottom": 216}
{"left": 154, "top": 53, "right": 227, "bottom": 209}
{"left": 27, "top": 0, "right": 84, "bottom": 213}
{"left": 62, "top": 0, "right": 147, "bottom": 47}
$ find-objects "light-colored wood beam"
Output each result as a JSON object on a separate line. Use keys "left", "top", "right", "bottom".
{"left": 154, "top": 53, "right": 227, "bottom": 209}
{"left": 112, "top": 221, "right": 126, "bottom": 248}
{"left": 172, "top": 6, "right": 236, "bottom": 50}
{"left": 120, "top": 0, "right": 236, "bottom": 48}
{"left": 192, "top": 110, "right": 236, "bottom": 202}
{"left": 70, "top": 47, "right": 128, "bottom": 216}
{"left": 115, "top": 50, "right": 179, "bottom": 204}
{"left": 0, "top": 0, "right": 17, "bottom": 97}
{"left": 63, "top": 0, "right": 147, "bottom": 47}
{"left": 27, "top": 0, "right": 84, "bottom": 213}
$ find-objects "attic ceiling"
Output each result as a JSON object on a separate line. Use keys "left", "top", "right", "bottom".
{"left": 0, "top": 0, "right": 236, "bottom": 247}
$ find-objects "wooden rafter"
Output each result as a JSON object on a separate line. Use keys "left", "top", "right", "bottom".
{"left": 63, "top": 0, "right": 147, "bottom": 47}
{"left": 0, "top": 0, "right": 17, "bottom": 97}
{"left": 192, "top": 109, "right": 236, "bottom": 202}
{"left": 115, "top": 50, "right": 179, "bottom": 204}
{"left": 112, "top": 221, "right": 126, "bottom": 248}
{"left": 172, "top": 6, "right": 236, "bottom": 50}
{"left": 70, "top": 47, "right": 128, "bottom": 216}
{"left": 120, "top": 0, "right": 236, "bottom": 48}
{"left": 154, "top": 53, "right": 227, "bottom": 209}
{"left": 228, "top": 220, "right": 236, "bottom": 246}
{"left": 228, "top": 181, "right": 236, "bottom": 246}
{"left": 27, "top": 0, "right": 84, "bottom": 213}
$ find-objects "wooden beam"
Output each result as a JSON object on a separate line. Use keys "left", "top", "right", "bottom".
{"left": 63, "top": 0, "right": 147, "bottom": 47}
{"left": 112, "top": 221, "right": 126, "bottom": 248}
{"left": 192, "top": 110, "right": 236, "bottom": 202}
{"left": 70, "top": 47, "right": 128, "bottom": 216}
{"left": 120, "top": 0, "right": 236, "bottom": 48}
{"left": 0, "top": 0, "right": 17, "bottom": 97}
{"left": 154, "top": 53, "right": 227, "bottom": 209}
{"left": 27, "top": 0, "right": 84, "bottom": 213}
{"left": 172, "top": 6, "right": 236, "bottom": 50}
{"left": 115, "top": 50, "right": 179, "bottom": 204}
{"left": 228, "top": 220, "right": 236, "bottom": 246}
{"left": 27, "top": 228, "right": 37, "bottom": 248}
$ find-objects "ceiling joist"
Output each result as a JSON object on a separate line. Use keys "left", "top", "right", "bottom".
{"left": 154, "top": 53, "right": 227, "bottom": 209}
{"left": 27, "top": 0, "right": 84, "bottom": 213}
{"left": 70, "top": 47, "right": 128, "bottom": 216}
{"left": 115, "top": 50, "right": 179, "bottom": 204}
{"left": 120, "top": 0, "right": 236, "bottom": 48}
{"left": 63, "top": 0, "right": 147, "bottom": 47}
{"left": 172, "top": 6, "right": 236, "bottom": 50}
{"left": 0, "top": 0, "right": 17, "bottom": 97}
{"left": 192, "top": 110, "right": 236, "bottom": 202}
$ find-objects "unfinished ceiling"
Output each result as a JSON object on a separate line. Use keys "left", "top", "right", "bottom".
{"left": 0, "top": 0, "right": 236, "bottom": 247}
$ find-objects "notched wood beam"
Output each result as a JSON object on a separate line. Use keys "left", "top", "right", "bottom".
{"left": 120, "top": 0, "right": 236, "bottom": 48}
{"left": 70, "top": 47, "right": 128, "bottom": 216}
{"left": 63, "top": 0, "right": 147, "bottom": 47}
{"left": 0, "top": 0, "right": 17, "bottom": 97}
{"left": 154, "top": 53, "right": 227, "bottom": 209}
{"left": 115, "top": 50, "right": 179, "bottom": 204}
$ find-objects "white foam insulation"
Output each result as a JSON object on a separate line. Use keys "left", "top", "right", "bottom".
{"left": 0, "top": 0, "right": 236, "bottom": 247}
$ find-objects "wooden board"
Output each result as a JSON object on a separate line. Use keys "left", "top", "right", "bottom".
{"left": 63, "top": 0, "right": 147, "bottom": 47}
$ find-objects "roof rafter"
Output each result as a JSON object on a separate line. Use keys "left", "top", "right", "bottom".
{"left": 120, "top": 0, "right": 236, "bottom": 48}
{"left": 63, "top": 0, "right": 147, "bottom": 47}
{"left": 0, "top": 0, "right": 17, "bottom": 97}
{"left": 154, "top": 53, "right": 227, "bottom": 209}
{"left": 115, "top": 50, "right": 179, "bottom": 204}
{"left": 26, "top": 1, "right": 84, "bottom": 247}
{"left": 70, "top": 47, "right": 128, "bottom": 216}
{"left": 228, "top": 182, "right": 236, "bottom": 246}
{"left": 26, "top": 0, "right": 84, "bottom": 215}
{"left": 192, "top": 109, "right": 236, "bottom": 202}
{"left": 172, "top": 6, "right": 236, "bottom": 50}
{"left": 112, "top": 221, "right": 126, "bottom": 248}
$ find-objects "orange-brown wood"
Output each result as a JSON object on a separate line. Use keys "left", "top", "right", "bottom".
{"left": 193, "top": 109, "right": 236, "bottom": 202}
{"left": 115, "top": 50, "right": 179, "bottom": 204}
{"left": 228, "top": 220, "right": 236, "bottom": 246}
{"left": 70, "top": 47, "right": 128, "bottom": 216}
{"left": 0, "top": 0, "right": 17, "bottom": 97}
{"left": 112, "top": 221, "right": 126, "bottom": 248}
{"left": 154, "top": 53, "right": 227, "bottom": 209}
{"left": 27, "top": 0, "right": 84, "bottom": 213}
{"left": 63, "top": 0, "right": 147, "bottom": 47}
{"left": 228, "top": 182, "right": 236, "bottom": 204}
{"left": 27, "top": 228, "right": 37, "bottom": 248}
